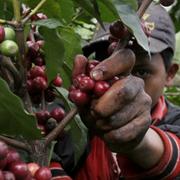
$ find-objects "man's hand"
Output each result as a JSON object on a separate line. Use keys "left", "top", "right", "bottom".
{"left": 73, "top": 49, "right": 152, "bottom": 154}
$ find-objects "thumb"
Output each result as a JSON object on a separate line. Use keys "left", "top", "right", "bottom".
{"left": 72, "top": 55, "right": 88, "bottom": 79}
{"left": 90, "top": 49, "right": 135, "bottom": 81}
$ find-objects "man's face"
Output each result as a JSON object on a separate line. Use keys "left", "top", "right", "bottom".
{"left": 132, "top": 53, "right": 167, "bottom": 108}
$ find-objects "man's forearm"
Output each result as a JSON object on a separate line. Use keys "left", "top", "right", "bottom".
{"left": 126, "top": 128, "right": 164, "bottom": 169}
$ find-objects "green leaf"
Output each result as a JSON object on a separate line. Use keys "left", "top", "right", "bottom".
{"left": 54, "top": 87, "right": 88, "bottom": 165}
{"left": 115, "top": 3, "right": 149, "bottom": 53}
{"left": 57, "top": 27, "right": 82, "bottom": 88}
{"left": 0, "top": 1, "right": 13, "bottom": 20}
{"left": 96, "top": 0, "right": 119, "bottom": 22}
{"left": 73, "top": 0, "right": 104, "bottom": 28}
{"left": 22, "top": 0, "right": 75, "bottom": 24}
{"left": 32, "top": 19, "right": 63, "bottom": 29}
{"left": 39, "top": 27, "right": 65, "bottom": 83}
{"left": 0, "top": 78, "right": 41, "bottom": 139}
{"left": 59, "top": 27, "right": 82, "bottom": 69}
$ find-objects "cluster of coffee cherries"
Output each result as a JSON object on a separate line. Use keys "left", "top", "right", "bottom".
{"left": 0, "top": 26, "right": 19, "bottom": 57}
{"left": 25, "top": 13, "right": 66, "bottom": 135}
{"left": 68, "top": 60, "right": 114, "bottom": 106}
{"left": 0, "top": 140, "right": 52, "bottom": 180}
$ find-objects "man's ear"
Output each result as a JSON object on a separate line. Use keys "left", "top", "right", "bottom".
{"left": 165, "top": 63, "right": 179, "bottom": 87}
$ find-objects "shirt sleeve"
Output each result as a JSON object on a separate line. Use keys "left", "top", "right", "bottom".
{"left": 117, "top": 125, "right": 180, "bottom": 179}
{"left": 49, "top": 162, "right": 72, "bottom": 180}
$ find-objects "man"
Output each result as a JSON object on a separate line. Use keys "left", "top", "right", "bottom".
{"left": 51, "top": 2, "right": 180, "bottom": 179}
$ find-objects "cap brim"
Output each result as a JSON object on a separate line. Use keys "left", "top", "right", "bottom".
{"left": 149, "top": 37, "right": 169, "bottom": 53}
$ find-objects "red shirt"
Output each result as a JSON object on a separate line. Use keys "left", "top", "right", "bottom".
{"left": 51, "top": 96, "right": 180, "bottom": 179}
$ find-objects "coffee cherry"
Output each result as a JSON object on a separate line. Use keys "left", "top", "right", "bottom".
{"left": 0, "top": 141, "right": 8, "bottom": 160}
{"left": 36, "top": 110, "right": 50, "bottom": 125}
{"left": 94, "top": 81, "right": 110, "bottom": 97}
{"left": 109, "top": 20, "right": 129, "bottom": 39}
{"left": 0, "top": 40, "right": 19, "bottom": 57}
{"left": 50, "top": 107, "right": 65, "bottom": 122}
{"left": 3, "top": 171, "right": 15, "bottom": 180}
{"left": 0, "top": 170, "right": 4, "bottom": 180}
{"left": 34, "top": 57, "right": 45, "bottom": 66}
{"left": 6, "top": 150, "right": 21, "bottom": 167}
{"left": 4, "top": 27, "right": 16, "bottom": 41}
{"left": 32, "top": 76, "right": 47, "bottom": 91}
{"left": 69, "top": 89, "right": 89, "bottom": 106}
{"left": 0, "top": 26, "right": 5, "bottom": 43}
{"left": 27, "top": 162, "right": 40, "bottom": 177}
{"left": 34, "top": 167, "right": 52, "bottom": 180}
{"left": 86, "top": 61, "right": 99, "bottom": 75}
{"left": 10, "top": 161, "right": 29, "bottom": 180}
{"left": 79, "top": 76, "right": 95, "bottom": 92}
{"left": 52, "top": 75, "right": 63, "bottom": 87}
{"left": 26, "top": 41, "right": 40, "bottom": 59}
{"left": 73, "top": 74, "right": 86, "bottom": 88}
{"left": 29, "top": 66, "right": 46, "bottom": 79}
{"left": 160, "top": 0, "right": 175, "bottom": 6}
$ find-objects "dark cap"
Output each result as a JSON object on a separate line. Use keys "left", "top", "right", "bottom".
{"left": 83, "top": 2, "right": 175, "bottom": 57}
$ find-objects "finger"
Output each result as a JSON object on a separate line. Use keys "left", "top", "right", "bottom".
{"left": 95, "top": 90, "right": 151, "bottom": 131}
{"left": 90, "top": 49, "right": 135, "bottom": 81}
{"left": 103, "top": 111, "right": 151, "bottom": 148}
{"left": 72, "top": 55, "right": 88, "bottom": 79}
{"left": 92, "top": 76, "right": 144, "bottom": 118}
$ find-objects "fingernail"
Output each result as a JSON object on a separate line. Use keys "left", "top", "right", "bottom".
{"left": 91, "top": 70, "right": 103, "bottom": 80}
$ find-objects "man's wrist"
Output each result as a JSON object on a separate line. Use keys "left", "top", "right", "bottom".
{"left": 126, "top": 128, "right": 164, "bottom": 169}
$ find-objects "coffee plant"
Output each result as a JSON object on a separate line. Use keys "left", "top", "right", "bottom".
{"left": 0, "top": 0, "right": 176, "bottom": 178}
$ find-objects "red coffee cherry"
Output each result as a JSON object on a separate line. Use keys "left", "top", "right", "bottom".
{"left": 94, "top": 81, "right": 110, "bottom": 97}
{"left": 0, "top": 26, "right": 5, "bottom": 43}
{"left": 73, "top": 74, "right": 86, "bottom": 88}
{"left": 29, "top": 66, "right": 46, "bottom": 79}
{"left": 79, "top": 76, "right": 95, "bottom": 92}
{"left": 50, "top": 107, "right": 65, "bottom": 123}
{"left": 36, "top": 110, "right": 50, "bottom": 125}
{"left": 9, "top": 162, "right": 29, "bottom": 180}
{"left": 52, "top": 75, "right": 63, "bottom": 87}
{"left": 86, "top": 60, "right": 99, "bottom": 75}
{"left": 0, "top": 141, "right": 8, "bottom": 160}
{"left": 34, "top": 167, "right": 52, "bottom": 180}
{"left": 69, "top": 89, "right": 89, "bottom": 106}
{"left": 32, "top": 76, "right": 47, "bottom": 91}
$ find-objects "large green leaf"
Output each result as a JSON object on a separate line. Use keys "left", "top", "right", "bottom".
{"left": 58, "top": 27, "right": 82, "bottom": 88}
{"left": 39, "top": 27, "right": 65, "bottom": 83}
{"left": 0, "top": 78, "right": 41, "bottom": 139}
{"left": 73, "top": 0, "right": 104, "bottom": 28}
{"left": 59, "top": 27, "right": 82, "bottom": 69}
{"left": 114, "top": 2, "right": 149, "bottom": 52}
{"left": 22, "top": 0, "right": 75, "bottom": 24}
{"left": 96, "top": 0, "right": 119, "bottom": 22}
{"left": 32, "top": 19, "right": 63, "bottom": 29}
{"left": 54, "top": 87, "right": 88, "bottom": 165}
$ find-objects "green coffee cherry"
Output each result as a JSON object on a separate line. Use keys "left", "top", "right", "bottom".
{"left": 0, "top": 40, "right": 19, "bottom": 57}
{"left": 4, "top": 27, "right": 16, "bottom": 41}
